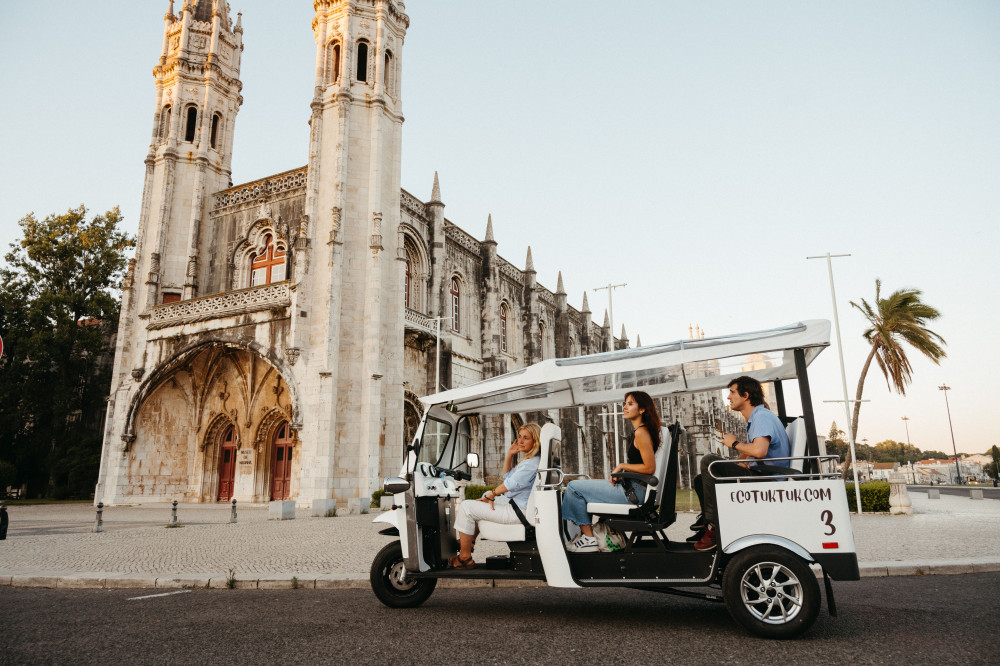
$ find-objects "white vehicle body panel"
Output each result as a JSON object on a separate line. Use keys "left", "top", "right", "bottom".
{"left": 717, "top": 479, "right": 856, "bottom": 556}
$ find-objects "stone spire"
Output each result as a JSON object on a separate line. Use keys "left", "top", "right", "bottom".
{"left": 621, "top": 324, "right": 627, "bottom": 341}
{"left": 636, "top": 334, "right": 642, "bottom": 347}
{"left": 603, "top": 309, "right": 610, "bottom": 328}
{"left": 430, "top": 171, "right": 442, "bottom": 203}
{"left": 524, "top": 246, "right": 535, "bottom": 273}
{"left": 556, "top": 271, "right": 565, "bottom": 295}
{"left": 484, "top": 214, "right": 495, "bottom": 243}
{"left": 581, "top": 291, "right": 590, "bottom": 313}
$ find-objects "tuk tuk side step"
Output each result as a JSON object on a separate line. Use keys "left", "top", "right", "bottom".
{"left": 568, "top": 549, "right": 717, "bottom": 584}
{"left": 408, "top": 567, "right": 547, "bottom": 581}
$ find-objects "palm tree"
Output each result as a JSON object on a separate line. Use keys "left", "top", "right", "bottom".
{"left": 849, "top": 279, "right": 947, "bottom": 447}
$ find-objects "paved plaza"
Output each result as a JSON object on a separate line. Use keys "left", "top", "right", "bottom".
{"left": 1, "top": 489, "right": 997, "bottom": 589}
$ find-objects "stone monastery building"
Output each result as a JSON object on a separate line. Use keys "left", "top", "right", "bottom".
{"left": 96, "top": 0, "right": 643, "bottom": 513}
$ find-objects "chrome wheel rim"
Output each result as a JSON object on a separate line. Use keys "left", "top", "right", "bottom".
{"left": 739, "top": 560, "right": 804, "bottom": 625}
{"left": 387, "top": 560, "right": 417, "bottom": 592}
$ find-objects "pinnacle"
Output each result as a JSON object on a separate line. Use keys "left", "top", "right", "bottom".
{"left": 603, "top": 309, "right": 610, "bottom": 328}
{"left": 636, "top": 334, "right": 642, "bottom": 347}
{"left": 484, "top": 214, "right": 495, "bottom": 242}
{"left": 581, "top": 291, "right": 590, "bottom": 312}
{"left": 525, "top": 246, "right": 535, "bottom": 272}
{"left": 621, "top": 324, "right": 628, "bottom": 340}
{"left": 556, "top": 271, "right": 565, "bottom": 294}
{"left": 430, "top": 171, "right": 441, "bottom": 202}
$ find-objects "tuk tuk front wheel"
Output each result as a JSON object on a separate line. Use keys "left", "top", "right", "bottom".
{"left": 722, "top": 545, "right": 820, "bottom": 639}
{"left": 370, "top": 541, "right": 437, "bottom": 608}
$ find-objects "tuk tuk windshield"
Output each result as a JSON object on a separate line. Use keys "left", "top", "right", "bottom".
{"left": 417, "top": 418, "right": 452, "bottom": 465}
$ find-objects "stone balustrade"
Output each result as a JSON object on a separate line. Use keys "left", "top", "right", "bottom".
{"left": 148, "top": 281, "right": 292, "bottom": 330}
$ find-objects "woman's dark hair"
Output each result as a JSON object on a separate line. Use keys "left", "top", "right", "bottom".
{"left": 625, "top": 390, "right": 662, "bottom": 451}
{"left": 728, "top": 375, "right": 765, "bottom": 407}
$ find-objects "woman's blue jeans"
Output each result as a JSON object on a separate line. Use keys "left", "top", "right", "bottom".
{"left": 562, "top": 478, "right": 645, "bottom": 526}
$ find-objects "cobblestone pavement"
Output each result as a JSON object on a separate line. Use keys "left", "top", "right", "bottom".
{"left": 0, "top": 490, "right": 996, "bottom": 584}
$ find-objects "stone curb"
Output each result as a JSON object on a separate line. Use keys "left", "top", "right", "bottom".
{"left": 3, "top": 561, "right": 997, "bottom": 590}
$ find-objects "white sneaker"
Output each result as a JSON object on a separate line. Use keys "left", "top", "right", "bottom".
{"left": 566, "top": 535, "right": 599, "bottom": 553}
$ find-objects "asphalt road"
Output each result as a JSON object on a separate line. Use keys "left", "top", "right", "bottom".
{"left": 2, "top": 574, "right": 997, "bottom": 665}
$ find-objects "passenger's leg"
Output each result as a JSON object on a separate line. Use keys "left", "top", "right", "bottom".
{"left": 563, "top": 479, "right": 633, "bottom": 537}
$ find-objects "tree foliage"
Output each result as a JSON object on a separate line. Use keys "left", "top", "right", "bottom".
{"left": 0, "top": 206, "right": 134, "bottom": 498}
{"left": 841, "top": 279, "right": 946, "bottom": 478}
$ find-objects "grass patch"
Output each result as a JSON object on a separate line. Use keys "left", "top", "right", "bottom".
{"left": 226, "top": 569, "right": 236, "bottom": 589}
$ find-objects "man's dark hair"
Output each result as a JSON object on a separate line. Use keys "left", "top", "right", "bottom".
{"left": 728, "top": 375, "right": 765, "bottom": 407}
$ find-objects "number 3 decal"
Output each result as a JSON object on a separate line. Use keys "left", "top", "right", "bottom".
{"left": 820, "top": 510, "right": 836, "bottom": 536}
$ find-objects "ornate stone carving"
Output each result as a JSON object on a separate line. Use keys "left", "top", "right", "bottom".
{"left": 370, "top": 211, "right": 383, "bottom": 255}
{"left": 131, "top": 368, "right": 145, "bottom": 381}
{"left": 404, "top": 307, "right": 435, "bottom": 335}
{"left": 445, "top": 224, "right": 481, "bottom": 257}
{"left": 284, "top": 347, "right": 301, "bottom": 366}
{"left": 212, "top": 167, "right": 307, "bottom": 211}
{"left": 400, "top": 189, "right": 426, "bottom": 219}
{"left": 329, "top": 207, "right": 342, "bottom": 244}
{"left": 148, "top": 281, "right": 291, "bottom": 329}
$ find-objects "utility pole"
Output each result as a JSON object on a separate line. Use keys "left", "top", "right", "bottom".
{"left": 808, "top": 252, "right": 863, "bottom": 514}
{"left": 593, "top": 282, "right": 626, "bottom": 471}
{"left": 938, "top": 385, "right": 962, "bottom": 484}
{"left": 428, "top": 316, "right": 452, "bottom": 394}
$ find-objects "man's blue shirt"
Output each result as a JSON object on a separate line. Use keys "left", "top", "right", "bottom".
{"left": 747, "top": 404, "right": 790, "bottom": 463}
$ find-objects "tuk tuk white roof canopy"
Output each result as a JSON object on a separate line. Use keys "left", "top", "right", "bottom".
{"left": 422, "top": 320, "right": 831, "bottom": 414}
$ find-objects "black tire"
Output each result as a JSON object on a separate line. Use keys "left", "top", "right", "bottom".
{"left": 370, "top": 541, "right": 437, "bottom": 609}
{"left": 722, "top": 545, "right": 820, "bottom": 639}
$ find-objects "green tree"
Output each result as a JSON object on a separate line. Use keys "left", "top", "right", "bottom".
{"left": 824, "top": 421, "right": 849, "bottom": 463}
{"left": 0, "top": 206, "right": 134, "bottom": 498}
{"left": 987, "top": 445, "right": 1000, "bottom": 479}
{"left": 843, "top": 279, "right": 947, "bottom": 476}
{"left": 922, "top": 451, "right": 950, "bottom": 460}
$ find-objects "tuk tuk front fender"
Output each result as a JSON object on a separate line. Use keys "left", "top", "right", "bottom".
{"left": 723, "top": 535, "right": 815, "bottom": 564}
{"left": 373, "top": 508, "right": 408, "bottom": 558}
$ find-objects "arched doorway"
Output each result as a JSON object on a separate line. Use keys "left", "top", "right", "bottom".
{"left": 270, "top": 421, "right": 293, "bottom": 500}
{"left": 217, "top": 425, "right": 237, "bottom": 501}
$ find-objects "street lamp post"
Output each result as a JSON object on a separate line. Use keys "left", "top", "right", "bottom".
{"left": 429, "top": 316, "right": 452, "bottom": 394}
{"left": 938, "top": 384, "right": 962, "bottom": 485}
{"left": 901, "top": 416, "right": 911, "bottom": 480}
{"left": 808, "top": 252, "right": 863, "bottom": 514}
{"left": 593, "top": 282, "right": 626, "bottom": 470}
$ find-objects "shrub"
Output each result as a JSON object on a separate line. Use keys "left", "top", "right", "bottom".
{"left": 370, "top": 489, "right": 387, "bottom": 508}
{"left": 464, "top": 484, "right": 495, "bottom": 500}
{"left": 845, "top": 481, "right": 891, "bottom": 512}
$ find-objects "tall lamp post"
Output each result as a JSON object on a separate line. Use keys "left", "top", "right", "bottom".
{"left": 808, "top": 252, "right": 863, "bottom": 514}
{"left": 593, "top": 282, "right": 626, "bottom": 470}
{"left": 901, "top": 416, "right": 911, "bottom": 480}
{"left": 938, "top": 384, "right": 962, "bottom": 485}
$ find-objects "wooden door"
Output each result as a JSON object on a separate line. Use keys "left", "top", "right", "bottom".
{"left": 270, "top": 422, "right": 293, "bottom": 500}
{"left": 217, "top": 425, "right": 237, "bottom": 501}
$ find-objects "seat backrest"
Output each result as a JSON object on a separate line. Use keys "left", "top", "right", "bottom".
{"left": 642, "top": 426, "right": 672, "bottom": 503}
{"left": 525, "top": 423, "right": 560, "bottom": 525}
{"left": 785, "top": 418, "right": 807, "bottom": 472}
{"left": 654, "top": 423, "right": 681, "bottom": 523}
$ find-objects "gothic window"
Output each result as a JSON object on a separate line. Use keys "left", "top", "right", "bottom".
{"left": 249, "top": 234, "right": 287, "bottom": 286}
{"left": 327, "top": 41, "right": 341, "bottom": 85}
{"left": 539, "top": 322, "right": 546, "bottom": 359}
{"left": 210, "top": 113, "right": 222, "bottom": 149}
{"left": 159, "top": 105, "right": 172, "bottom": 141}
{"left": 384, "top": 50, "right": 394, "bottom": 94}
{"left": 356, "top": 41, "right": 369, "bottom": 82}
{"left": 499, "top": 303, "right": 508, "bottom": 353}
{"left": 184, "top": 106, "right": 198, "bottom": 142}
{"left": 404, "top": 259, "right": 412, "bottom": 309}
{"left": 450, "top": 277, "right": 461, "bottom": 333}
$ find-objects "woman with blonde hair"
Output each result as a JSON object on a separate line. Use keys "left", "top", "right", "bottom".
{"left": 450, "top": 423, "right": 542, "bottom": 568}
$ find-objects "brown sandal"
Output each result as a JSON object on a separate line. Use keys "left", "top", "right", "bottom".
{"left": 449, "top": 554, "right": 475, "bottom": 569}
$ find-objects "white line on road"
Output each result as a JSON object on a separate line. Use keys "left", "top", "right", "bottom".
{"left": 127, "top": 590, "right": 193, "bottom": 601}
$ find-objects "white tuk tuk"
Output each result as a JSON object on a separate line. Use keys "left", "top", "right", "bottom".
{"left": 370, "top": 320, "right": 859, "bottom": 638}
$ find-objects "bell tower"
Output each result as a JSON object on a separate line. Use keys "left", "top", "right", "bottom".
{"left": 137, "top": 0, "right": 244, "bottom": 307}
{"left": 295, "top": 0, "right": 410, "bottom": 510}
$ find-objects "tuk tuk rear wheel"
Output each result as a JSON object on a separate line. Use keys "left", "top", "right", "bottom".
{"left": 370, "top": 541, "right": 437, "bottom": 609}
{"left": 722, "top": 545, "right": 820, "bottom": 639}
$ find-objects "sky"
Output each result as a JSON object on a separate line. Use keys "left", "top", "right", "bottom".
{"left": 1, "top": 1, "right": 997, "bottom": 456}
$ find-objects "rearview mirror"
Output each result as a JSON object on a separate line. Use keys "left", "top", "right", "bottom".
{"left": 466, "top": 452, "right": 480, "bottom": 469}
{"left": 383, "top": 477, "right": 410, "bottom": 494}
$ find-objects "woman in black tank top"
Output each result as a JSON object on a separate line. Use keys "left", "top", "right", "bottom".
{"left": 562, "top": 391, "right": 662, "bottom": 552}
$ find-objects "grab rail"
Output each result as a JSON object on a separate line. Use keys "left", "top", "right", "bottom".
{"left": 707, "top": 455, "right": 842, "bottom": 481}
{"left": 536, "top": 467, "right": 564, "bottom": 490}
